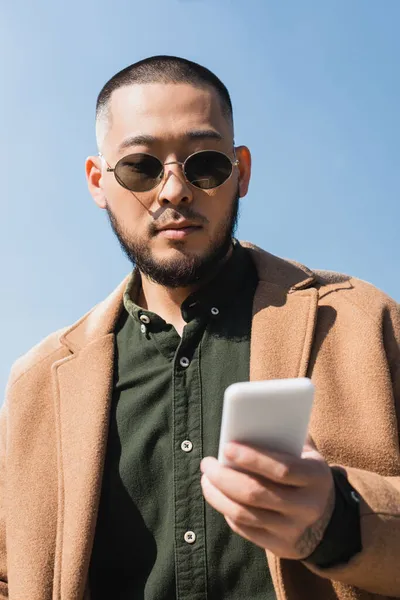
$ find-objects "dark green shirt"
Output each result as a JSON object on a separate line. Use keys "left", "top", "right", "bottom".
{"left": 89, "top": 242, "right": 276, "bottom": 600}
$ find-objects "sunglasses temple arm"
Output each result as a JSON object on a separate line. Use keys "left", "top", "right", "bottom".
{"left": 98, "top": 152, "right": 114, "bottom": 171}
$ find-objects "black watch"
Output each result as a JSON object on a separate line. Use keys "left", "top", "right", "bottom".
{"left": 304, "top": 467, "right": 362, "bottom": 568}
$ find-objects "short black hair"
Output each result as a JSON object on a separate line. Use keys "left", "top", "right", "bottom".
{"left": 96, "top": 55, "right": 234, "bottom": 140}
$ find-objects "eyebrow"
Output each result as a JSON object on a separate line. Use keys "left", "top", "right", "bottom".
{"left": 117, "top": 129, "right": 223, "bottom": 152}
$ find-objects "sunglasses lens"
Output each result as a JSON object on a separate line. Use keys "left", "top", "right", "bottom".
{"left": 114, "top": 153, "right": 163, "bottom": 191}
{"left": 185, "top": 151, "right": 233, "bottom": 189}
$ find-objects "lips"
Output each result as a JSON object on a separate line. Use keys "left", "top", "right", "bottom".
{"left": 156, "top": 222, "right": 202, "bottom": 240}
{"left": 157, "top": 221, "right": 201, "bottom": 232}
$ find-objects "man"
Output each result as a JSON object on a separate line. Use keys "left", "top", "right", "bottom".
{"left": 0, "top": 55, "right": 399, "bottom": 600}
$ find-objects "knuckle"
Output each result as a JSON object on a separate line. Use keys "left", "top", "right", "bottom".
{"left": 275, "top": 463, "right": 290, "bottom": 481}
{"left": 304, "top": 500, "right": 322, "bottom": 521}
{"left": 226, "top": 516, "right": 241, "bottom": 533}
{"left": 237, "top": 447, "right": 254, "bottom": 467}
{"left": 231, "top": 505, "right": 247, "bottom": 524}
{"left": 245, "top": 482, "right": 263, "bottom": 504}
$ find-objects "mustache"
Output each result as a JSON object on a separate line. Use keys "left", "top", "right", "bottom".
{"left": 149, "top": 206, "right": 209, "bottom": 235}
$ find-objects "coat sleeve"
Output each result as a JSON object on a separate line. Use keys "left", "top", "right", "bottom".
{"left": 0, "top": 399, "right": 8, "bottom": 599}
{"left": 304, "top": 296, "right": 400, "bottom": 596}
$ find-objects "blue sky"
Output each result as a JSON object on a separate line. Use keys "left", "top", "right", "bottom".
{"left": 1, "top": 0, "right": 399, "bottom": 397}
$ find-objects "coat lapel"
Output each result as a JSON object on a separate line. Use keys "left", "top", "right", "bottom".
{"left": 244, "top": 243, "right": 320, "bottom": 596}
{"left": 250, "top": 282, "right": 319, "bottom": 381}
{"left": 52, "top": 278, "right": 128, "bottom": 600}
{"left": 52, "top": 336, "right": 115, "bottom": 600}
{"left": 242, "top": 242, "right": 319, "bottom": 381}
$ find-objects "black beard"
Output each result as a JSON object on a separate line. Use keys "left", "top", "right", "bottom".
{"left": 106, "top": 188, "right": 240, "bottom": 288}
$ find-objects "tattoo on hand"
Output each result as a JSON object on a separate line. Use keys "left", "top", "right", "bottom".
{"left": 295, "top": 483, "right": 336, "bottom": 559}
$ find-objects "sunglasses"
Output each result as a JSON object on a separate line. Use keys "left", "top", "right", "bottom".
{"left": 99, "top": 149, "right": 239, "bottom": 192}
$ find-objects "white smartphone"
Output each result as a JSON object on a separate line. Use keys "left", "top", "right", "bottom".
{"left": 218, "top": 378, "right": 314, "bottom": 466}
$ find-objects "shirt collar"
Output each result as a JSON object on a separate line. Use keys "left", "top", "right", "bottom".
{"left": 123, "top": 240, "right": 256, "bottom": 326}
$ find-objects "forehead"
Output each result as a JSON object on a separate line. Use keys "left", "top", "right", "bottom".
{"left": 106, "top": 82, "right": 232, "bottom": 150}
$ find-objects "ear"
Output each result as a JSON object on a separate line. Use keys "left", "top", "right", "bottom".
{"left": 85, "top": 155, "right": 107, "bottom": 209}
{"left": 234, "top": 145, "right": 251, "bottom": 198}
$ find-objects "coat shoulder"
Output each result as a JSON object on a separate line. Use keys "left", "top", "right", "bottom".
{"left": 5, "top": 275, "right": 130, "bottom": 394}
{"left": 312, "top": 268, "right": 399, "bottom": 322}
{"left": 6, "top": 328, "right": 71, "bottom": 392}
{"left": 242, "top": 241, "right": 398, "bottom": 318}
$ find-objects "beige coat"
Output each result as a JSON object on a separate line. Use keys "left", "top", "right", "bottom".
{"left": 1, "top": 243, "right": 399, "bottom": 600}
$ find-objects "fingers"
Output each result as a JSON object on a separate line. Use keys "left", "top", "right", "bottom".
{"left": 223, "top": 519, "right": 303, "bottom": 559}
{"left": 224, "top": 518, "right": 278, "bottom": 551}
{"left": 201, "top": 456, "right": 294, "bottom": 511}
{"left": 200, "top": 442, "right": 334, "bottom": 560}
{"left": 201, "top": 474, "right": 306, "bottom": 558}
{"left": 201, "top": 473, "right": 286, "bottom": 532}
{"left": 221, "top": 443, "right": 324, "bottom": 487}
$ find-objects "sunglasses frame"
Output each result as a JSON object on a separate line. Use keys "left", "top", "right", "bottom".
{"left": 99, "top": 149, "right": 239, "bottom": 192}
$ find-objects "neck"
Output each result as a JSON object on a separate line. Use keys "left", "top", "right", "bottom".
{"left": 138, "top": 245, "right": 233, "bottom": 335}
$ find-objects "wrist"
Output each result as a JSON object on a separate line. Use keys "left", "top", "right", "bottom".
{"left": 302, "top": 467, "right": 362, "bottom": 568}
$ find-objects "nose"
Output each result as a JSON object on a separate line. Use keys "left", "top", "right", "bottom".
{"left": 157, "top": 164, "right": 193, "bottom": 207}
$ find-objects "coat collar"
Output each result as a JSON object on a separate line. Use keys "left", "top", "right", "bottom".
{"left": 242, "top": 241, "right": 317, "bottom": 290}
{"left": 59, "top": 241, "right": 317, "bottom": 354}
{"left": 59, "top": 275, "right": 129, "bottom": 354}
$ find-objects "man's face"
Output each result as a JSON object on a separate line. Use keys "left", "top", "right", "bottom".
{"left": 87, "top": 82, "right": 251, "bottom": 287}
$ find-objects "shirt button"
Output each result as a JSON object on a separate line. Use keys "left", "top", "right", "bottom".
{"left": 179, "top": 357, "right": 190, "bottom": 368}
{"left": 211, "top": 307, "right": 219, "bottom": 316}
{"left": 181, "top": 440, "right": 193, "bottom": 452}
{"left": 184, "top": 531, "right": 196, "bottom": 544}
{"left": 140, "top": 323, "right": 147, "bottom": 334}
{"left": 140, "top": 314, "right": 151, "bottom": 324}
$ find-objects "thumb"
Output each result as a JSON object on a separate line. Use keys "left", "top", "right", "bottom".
{"left": 301, "top": 432, "right": 322, "bottom": 459}
{"left": 305, "top": 432, "right": 317, "bottom": 451}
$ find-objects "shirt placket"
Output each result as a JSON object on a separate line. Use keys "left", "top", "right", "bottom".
{"left": 173, "top": 322, "right": 208, "bottom": 600}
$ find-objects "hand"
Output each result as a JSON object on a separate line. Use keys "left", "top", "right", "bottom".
{"left": 200, "top": 440, "right": 335, "bottom": 560}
